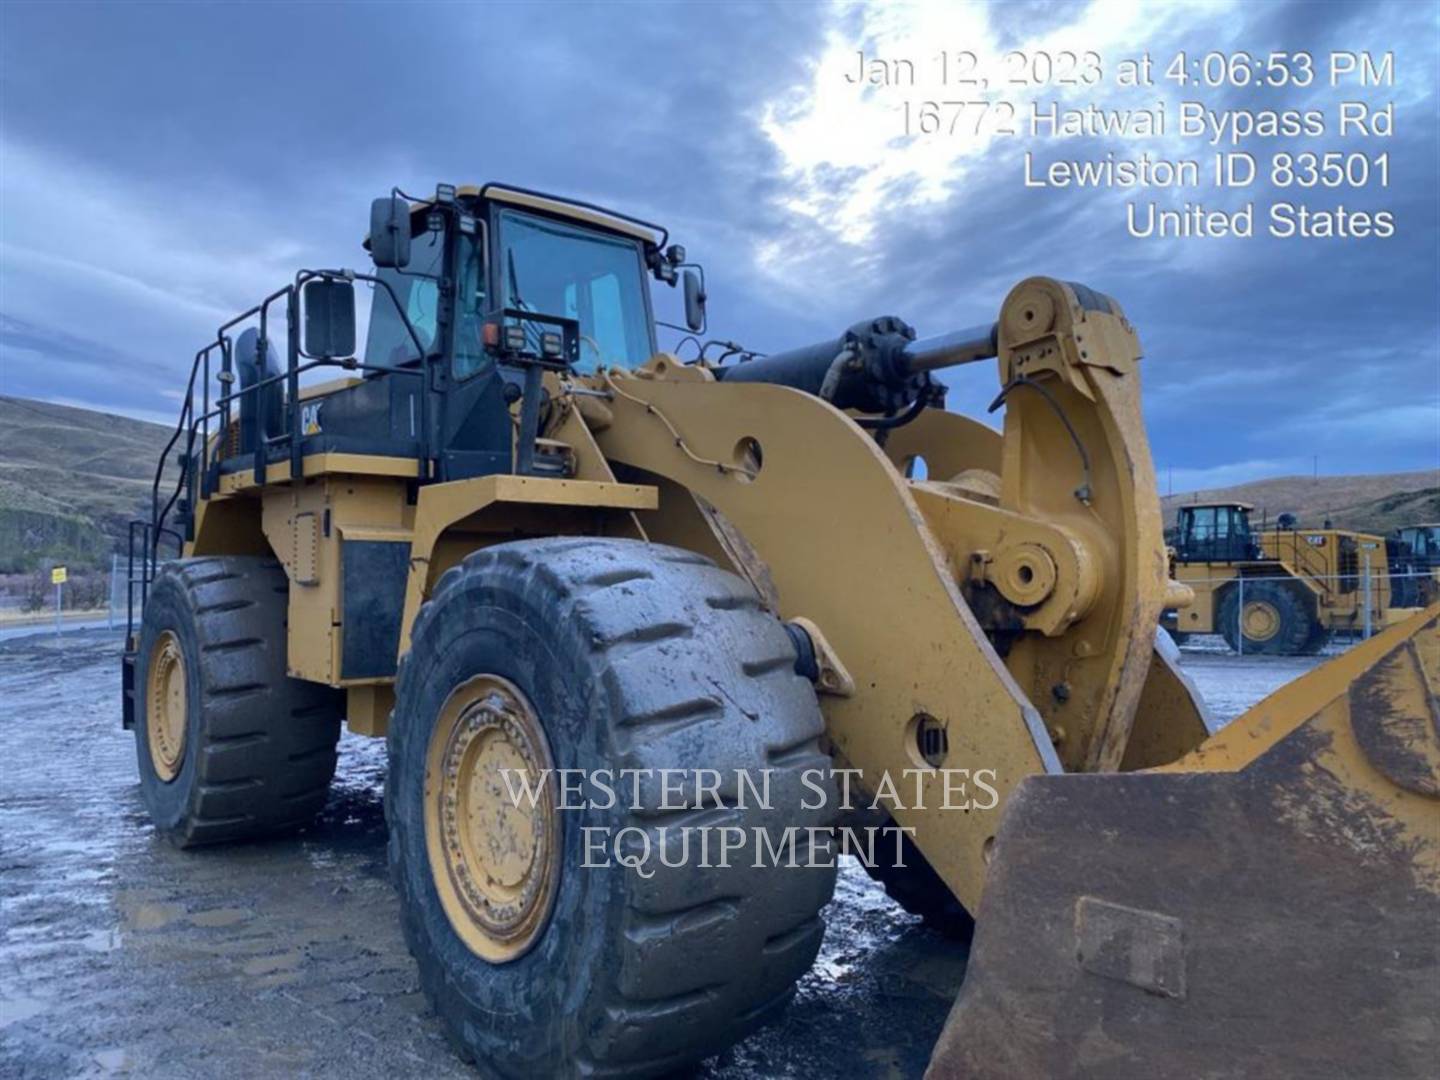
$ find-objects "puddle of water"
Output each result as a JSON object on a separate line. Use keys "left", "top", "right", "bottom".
{"left": 187, "top": 907, "right": 252, "bottom": 928}
{"left": 242, "top": 950, "right": 304, "bottom": 976}
{"left": 81, "top": 928, "right": 123, "bottom": 953}
{"left": 0, "top": 992, "right": 49, "bottom": 1028}
{"left": 91, "top": 1047, "right": 132, "bottom": 1074}
{"left": 124, "top": 902, "right": 187, "bottom": 931}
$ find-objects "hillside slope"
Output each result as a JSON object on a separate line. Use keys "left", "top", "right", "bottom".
{"left": 1162, "top": 471, "right": 1438, "bottom": 535}
{"left": 2, "top": 393, "right": 1435, "bottom": 571}
{"left": 0, "top": 396, "right": 176, "bottom": 571}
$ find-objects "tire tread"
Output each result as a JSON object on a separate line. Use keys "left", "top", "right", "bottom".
{"left": 388, "top": 537, "right": 836, "bottom": 1077}
{"left": 136, "top": 556, "right": 343, "bottom": 848}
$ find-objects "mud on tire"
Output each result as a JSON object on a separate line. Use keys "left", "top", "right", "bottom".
{"left": 134, "top": 556, "right": 343, "bottom": 847}
{"left": 386, "top": 538, "right": 838, "bottom": 1078}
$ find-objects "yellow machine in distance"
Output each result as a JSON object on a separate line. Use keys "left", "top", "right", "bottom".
{"left": 1391, "top": 522, "right": 1440, "bottom": 607}
{"left": 122, "top": 184, "right": 1438, "bottom": 1079}
{"left": 1164, "top": 500, "right": 1407, "bottom": 654}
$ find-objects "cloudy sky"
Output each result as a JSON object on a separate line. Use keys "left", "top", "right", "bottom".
{"left": 1, "top": 0, "right": 1435, "bottom": 491}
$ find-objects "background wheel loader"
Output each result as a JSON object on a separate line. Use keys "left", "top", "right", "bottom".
{"left": 123, "top": 183, "right": 1439, "bottom": 1078}
{"left": 1162, "top": 501, "right": 1415, "bottom": 654}
{"left": 1390, "top": 522, "right": 1440, "bottom": 607}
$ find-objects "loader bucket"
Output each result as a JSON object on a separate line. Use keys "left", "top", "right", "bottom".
{"left": 928, "top": 605, "right": 1440, "bottom": 1079}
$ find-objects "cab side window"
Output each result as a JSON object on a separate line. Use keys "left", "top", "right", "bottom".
{"left": 364, "top": 229, "right": 445, "bottom": 366}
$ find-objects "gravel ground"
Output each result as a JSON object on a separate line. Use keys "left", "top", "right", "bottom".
{"left": 0, "top": 629, "right": 1326, "bottom": 1078}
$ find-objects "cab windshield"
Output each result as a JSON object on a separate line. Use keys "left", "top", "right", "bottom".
{"left": 499, "top": 210, "right": 654, "bottom": 373}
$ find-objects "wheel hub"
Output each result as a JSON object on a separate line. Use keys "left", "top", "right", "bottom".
{"left": 425, "top": 675, "right": 560, "bottom": 963}
{"left": 146, "top": 630, "right": 187, "bottom": 782}
{"left": 1243, "top": 600, "right": 1281, "bottom": 642}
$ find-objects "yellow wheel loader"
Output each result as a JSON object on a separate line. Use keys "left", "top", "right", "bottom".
{"left": 1391, "top": 523, "right": 1440, "bottom": 607}
{"left": 1163, "top": 502, "right": 1406, "bottom": 654}
{"left": 122, "top": 183, "right": 1439, "bottom": 1078}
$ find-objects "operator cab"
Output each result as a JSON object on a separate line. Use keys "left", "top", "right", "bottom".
{"left": 286, "top": 183, "right": 706, "bottom": 482}
{"left": 362, "top": 186, "right": 670, "bottom": 378}
{"left": 1395, "top": 524, "right": 1440, "bottom": 567}
{"left": 1171, "top": 502, "right": 1260, "bottom": 563}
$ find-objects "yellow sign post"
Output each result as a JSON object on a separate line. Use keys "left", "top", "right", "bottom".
{"left": 51, "top": 566, "right": 66, "bottom": 636}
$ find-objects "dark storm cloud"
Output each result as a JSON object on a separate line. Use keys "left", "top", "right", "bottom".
{"left": 0, "top": 0, "right": 1435, "bottom": 488}
{"left": 0, "top": 1, "right": 821, "bottom": 404}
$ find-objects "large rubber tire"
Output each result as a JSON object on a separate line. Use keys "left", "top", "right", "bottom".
{"left": 1217, "top": 579, "right": 1315, "bottom": 656}
{"left": 860, "top": 823, "right": 975, "bottom": 941}
{"left": 1298, "top": 621, "right": 1333, "bottom": 655}
{"left": 386, "top": 538, "right": 837, "bottom": 1078}
{"left": 134, "top": 556, "right": 343, "bottom": 847}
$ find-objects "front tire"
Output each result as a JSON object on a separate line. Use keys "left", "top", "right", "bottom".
{"left": 386, "top": 538, "right": 837, "bottom": 1078}
{"left": 134, "top": 557, "right": 343, "bottom": 847}
{"left": 1218, "top": 579, "right": 1315, "bottom": 656}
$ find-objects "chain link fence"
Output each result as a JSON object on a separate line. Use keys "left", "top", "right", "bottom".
{"left": 2, "top": 556, "right": 1429, "bottom": 651}
{"left": 1169, "top": 568, "right": 1435, "bottom": 656}
{"left": 0, "top": 554, "right": 175, "bottom": 635}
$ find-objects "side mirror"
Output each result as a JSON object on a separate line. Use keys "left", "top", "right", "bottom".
{"left": 683, "top": 268, "right": 706, "bottom": 333}
{"left": 369, "top": 196, "right": 411, "bottom": 269}
{"left": 302, "top": 279, "right": 356, "bottom": 358}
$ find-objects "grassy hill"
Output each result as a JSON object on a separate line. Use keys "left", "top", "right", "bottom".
{"left": 0, "top": 396, "right": 176, "bottom": 572}
{"left": 1162, "top": 471, "right": 1438, "bottom": 535}
{"left": 1, "top": 393, "right": 1435, "bottom": 574}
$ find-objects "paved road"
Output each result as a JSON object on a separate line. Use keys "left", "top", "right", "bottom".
{"left": 0, "top": 631, "right": 1321, "bottom": 1078}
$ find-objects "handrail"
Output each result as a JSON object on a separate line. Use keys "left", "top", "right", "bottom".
{"left": 130, "top": 267, "right": 433, "bottom": 644}
{"left": 1271, "top": 528, "right": 1344, "bottom": 595}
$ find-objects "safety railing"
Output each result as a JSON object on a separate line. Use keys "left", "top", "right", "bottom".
{"left": 123, "top": 520, "right": 183, "bottom": 650}
{"left": 126, "top": 268, "right": 431, "bottom": 645}
{"left": 1266, "top": 529, "right": 1334, "bottom": 587}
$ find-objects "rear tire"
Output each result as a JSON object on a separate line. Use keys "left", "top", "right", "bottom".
{"left": 1218, "top": 580, "right": 1315, "bottom": 656}
{"left": 386, "top": 538, "right": 837, "bottom": 1078}
{"left": 134, "top": 556, "right": 343, "bottom": 847}
{"left": 1298, "top": 621, "right": 1333, "bottom": 655}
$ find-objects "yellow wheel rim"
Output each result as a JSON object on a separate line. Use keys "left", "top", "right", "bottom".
{"left": 1242, "top": 600, "right": 1281, "bottom": 642}
{"left": 146, "top": 630, "right": 188, "bottom": 782}
{"left": 424, "top": 675, "right": 560, "bottom": 963}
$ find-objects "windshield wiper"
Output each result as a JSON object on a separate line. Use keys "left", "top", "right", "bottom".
{"left": 505, "top": 249, "right": 545, "bottom": 352}
{"left": 506, "top": 248, "right": 529, "bottom": 311}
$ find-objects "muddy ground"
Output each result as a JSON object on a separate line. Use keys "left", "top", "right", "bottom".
{"left": 0, "top": 629, "right": 1324, "bottom": 1078}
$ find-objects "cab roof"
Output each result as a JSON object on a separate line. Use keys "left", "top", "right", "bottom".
{"left": 364, "top": 183, "right": 662, "bottom": 249}
{"left": 477, "top": 185, "right": 660, "bottom": 246}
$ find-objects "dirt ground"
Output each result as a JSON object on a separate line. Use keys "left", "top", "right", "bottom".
{"left": 0, "top": 629, "right": 1324, "bottom": 1078}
